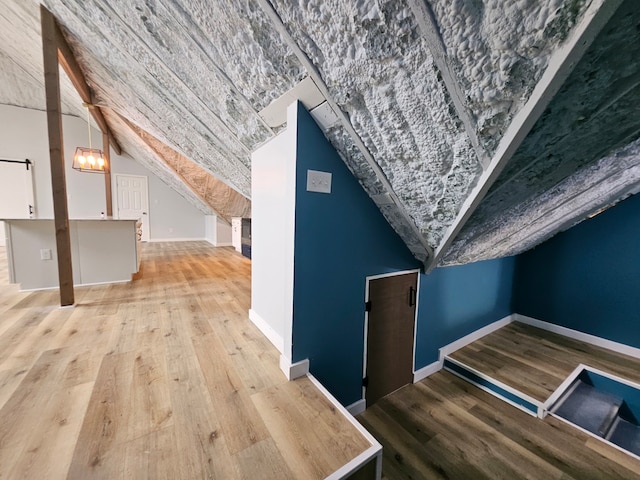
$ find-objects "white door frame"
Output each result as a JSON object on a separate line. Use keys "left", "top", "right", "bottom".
{"left": 361, "top": 269, "right": 421, "bottom": 404}
{"left": 113, "top": 173, "right": 150, "bottom": 241}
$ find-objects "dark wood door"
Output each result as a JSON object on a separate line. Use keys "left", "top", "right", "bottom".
{"left": 365, "top": 272, "right": 417, "bottom": 406}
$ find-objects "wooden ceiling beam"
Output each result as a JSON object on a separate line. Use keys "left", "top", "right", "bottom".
{"left": 41, "top": 5, "right": 74, "bottom": 307}
{"left": 54, "top": 21, "right": 121, "bottom": 155}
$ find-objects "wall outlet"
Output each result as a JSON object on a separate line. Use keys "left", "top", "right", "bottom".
{"left": 40, "top": 248, "right": 52, "bottom": 260}
{"left": 307, "top": 169, "right": 332, "bottom": 194}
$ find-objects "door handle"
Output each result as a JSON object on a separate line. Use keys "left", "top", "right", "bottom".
{"left": 408, "top": 286, "right": 416, "bottom": 307}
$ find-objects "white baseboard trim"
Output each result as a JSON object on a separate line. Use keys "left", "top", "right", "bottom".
{"left": 248, "top": 309, "right": 285, "bottom": 354}
{"left": 514, "top": 314, "right": 640, "bottom": 360}
{"left": 214, "top": 242, "right": 233, "bottom": 247}
{"left": 444, "top": 360, "right": 540, "bottom": 418}
{"left": 438, "top": 314, "right": 514, "bottom": 362}
{"left": 413, "top": 361, "right": 441, "bottom": 383}
{"left": 346, "top": 399, "right": 366, "bottom": 416}
{"left": 307, "top": 374, "right": 382, "bottom": 480}
{"left": 19, "top": 278, "right": 131, "bottom": 292}
{"left": 147, "top": 237, "right": 207, "bottom": 242}
{"left": 279, "top": 356, "right": 309, "bottom": 380}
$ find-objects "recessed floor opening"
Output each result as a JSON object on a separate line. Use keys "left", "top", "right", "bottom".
{"left": 550, "top": 367, "right": 640, "bottom": 458}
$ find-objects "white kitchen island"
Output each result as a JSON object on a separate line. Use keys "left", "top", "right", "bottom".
{"left": 2, "top": 218, "right": 140, "bottom": 291}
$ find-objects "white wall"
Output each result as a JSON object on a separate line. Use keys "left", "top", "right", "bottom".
{"left": 250, "top": 120, "right": 297, "bottom": 358}
{"left": 0, "top": 104, "right": 205, "bottom": 240}
{"left": 205, "top": 215, "right": 233, "bottom": 246}
{"left": 215, "top": 217, "right": 232, "bottom": 246}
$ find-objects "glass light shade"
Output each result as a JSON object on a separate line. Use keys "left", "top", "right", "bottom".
{"left": 73, "top": 147, "right": 107, "bottom": 173}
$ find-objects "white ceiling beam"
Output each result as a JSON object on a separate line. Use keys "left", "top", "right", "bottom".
{"left": 256, "top": 0, "right": 434, "bottom": 262}
{"left": 457, "top": 138, "right": 640, "bottom": 264}
{"left": 425, "top": 0, "right": 623, "bottom": 272}
{"left": 408, "top": 0, "right": 489, "bottom": 169}
{"left": 480, "top": 76, "right": 640, "bottom": 207}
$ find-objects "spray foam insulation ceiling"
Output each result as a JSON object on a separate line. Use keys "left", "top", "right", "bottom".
{"left": 0, "top": 0, "right": 638, "bottom": 266}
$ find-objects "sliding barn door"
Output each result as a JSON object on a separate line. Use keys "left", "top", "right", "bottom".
{"left": 365, "top": 272, "right": 418, "bottom": 406}
{"left": 0, "top": 160, "right": 34, "bottom": 218}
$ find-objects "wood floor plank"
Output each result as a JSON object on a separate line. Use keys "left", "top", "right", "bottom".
{"left": 6, "top": 381, "right": 94, "bottom": 480}
{"left": 359, "top": 403, "right": 470, "bottom": 479}
{"left": 117, "top": 426, "right": 177, "bottom": 480}
{"left": 161, "top": 310, "right": 240, "bottom": 480}
{"left": 360, "top": 370, "right": 640, "bottom": 479}
{"left": 252, "top": 382, "right": 336, "bottom": 480}
{"left": 449, "top": 322, "right": 640, "bottom": 402}
{"left": 66, "top": 352, "right": 137, "bottom": 477}
{"left": 192, "top": 332, "right": 270, "bottom": 455}
{"left": 234, "top": 438, "right": 297, "bottom": 480}
{"left": 0, "top": 348, "right": 75, "bottom": 467}
{"left": 0, "top": 241, "right": 372, "bottom": 479}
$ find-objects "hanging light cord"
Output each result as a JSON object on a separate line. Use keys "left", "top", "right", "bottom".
{"left": 86, "top": 106, "right": 92, "bottom": 151}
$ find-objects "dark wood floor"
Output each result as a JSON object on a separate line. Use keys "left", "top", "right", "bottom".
{"left": 360, "top": 322, "right": 640, "bottom": 479}
{"left": 449, "top": 321, "right": 640, "bottom": 402}
{"left": 359, "top": 370, "right": 640, "bottom": 479}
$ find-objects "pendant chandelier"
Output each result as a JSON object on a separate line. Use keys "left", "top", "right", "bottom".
{"left": 72, "top": 103, "right": 106, "bottom": 173}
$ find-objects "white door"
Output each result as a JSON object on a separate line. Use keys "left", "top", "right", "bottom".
{"left": 115, "top": 174, "right": 149, "bottom": 241}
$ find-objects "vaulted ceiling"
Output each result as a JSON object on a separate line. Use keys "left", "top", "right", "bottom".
{"left": 1, "top": 0, "right": 638, "bottom": 268}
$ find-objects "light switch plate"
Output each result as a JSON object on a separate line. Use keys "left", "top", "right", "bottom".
{"left": 307, "top": 170, "right": 332, "bottom": 194}
{"left": 40, "top": 248, "right": 52, "bottom": 260}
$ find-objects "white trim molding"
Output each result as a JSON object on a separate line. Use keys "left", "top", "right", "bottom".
{"left": 542, "top": 364, "right": 585, "bottom": 418}
{"left": 147, "top": 237, "right": 208, "bottom": 243}
{"left": 444, "top": 356, "right": 542, "bottom": 417}
{"left": 279, "top": 356, "right": 309, "bottom": 380}
{"left": 346, "top": 399, "right": 366, "bottom": 416}
{"left": 412, "top": 315, "right": 514, "bottom": 383}
{"left": 214, "top": 242, "right": 233, "bottom": 247}
{"left": 413, "top": 361, "right": 441, "bottom": 383}
{"left": 248, "top": 309, "right": 284, "bottom": 354}
{"left": 514, "top": 314, "right": 640, "bottom": 360}
{"left": 438, "top": 315, "right": 514, "bottom": 362}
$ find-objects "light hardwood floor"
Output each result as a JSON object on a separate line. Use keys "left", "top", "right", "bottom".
{"left": 0, "top": 242, "right": 372, "bottom": 479}
{"left": 359, "top": 322, "right": 640, "bottom": 479}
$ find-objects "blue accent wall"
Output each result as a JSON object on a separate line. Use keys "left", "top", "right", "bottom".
{"left": 513, "top": 193, "right": 640, "bottom": 348}
{"left": 415, "top": 257, "right": 516, "bottom": 367}
{"left": 290, "top": 103, "right": 516, "bottom": 406}
{"left": 291, "top": 104, "right": 419, "bottom": 405}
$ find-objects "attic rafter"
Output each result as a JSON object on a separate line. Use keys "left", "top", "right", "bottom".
{"left": 159, "top": 2, "right": 277, "bottom": 138}
{"left": 425, "top": 0, "right": 624, "bottom": 272}
{"left": 407, "top": 0, "right": 489, "bottom": 169}
{"left": 95, "top": 1, "right": 251, "bottom": 156}
{"left": 481, "top": 75, "right": 640, "bottom": 208}
{"left": 54, "top": 21, "right": 121, "bottom": 155}
{"left": 451, "top": 138, "right": 640, "bottom": 265}
{"left": 256, "top": 0, "right": 434, "bottom": 263}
